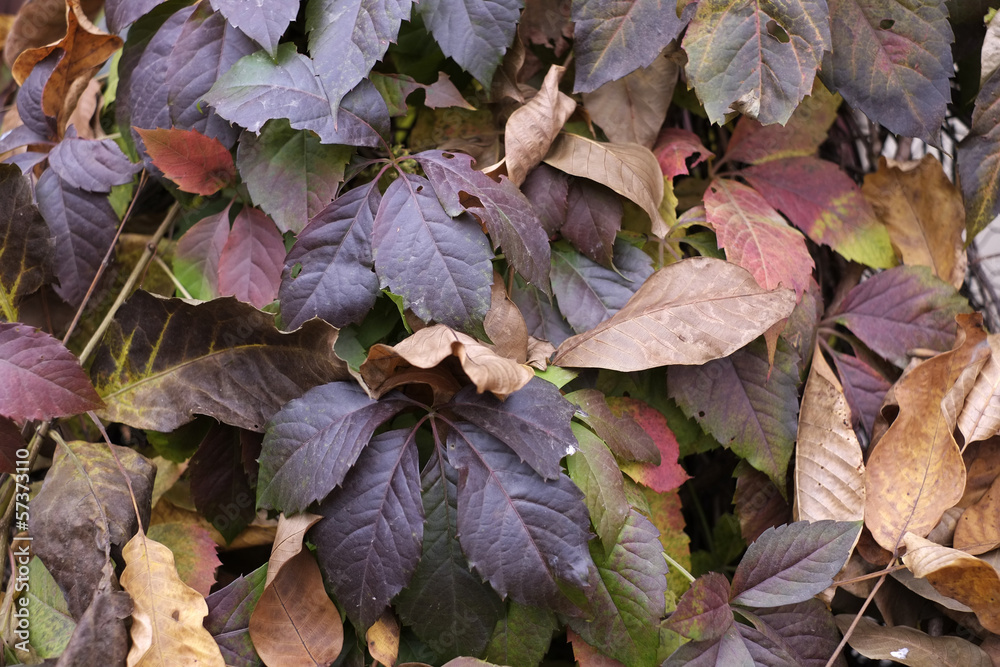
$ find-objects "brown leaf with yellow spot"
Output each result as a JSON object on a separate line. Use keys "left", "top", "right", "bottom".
{"left": 504, "top": 64, "right": 576, "bottom": 186}
{"left": 862, "top": 155, "right": 965, "bottom": 288}
{"left": 366, "top": 610, "right": 400, "bottom": 667}
{"left": 120, "top": 530, "right": 225, "bottom": 667}
{"left": 954, "top": 473, "right": 1000, "bottom": 555}
{"left": 865, "top": 314, "right": 990, "bottom": 553}
{"left": 902, "top": 532, "right": 1000, "bottom": 633}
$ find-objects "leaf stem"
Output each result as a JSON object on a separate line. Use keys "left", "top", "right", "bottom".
{"left": 663, "top": 551, "right": 695, "bottom": 583}
{"left": 153, "top": 255, "right": 192, "bottom": 299}
{"left": 823, "top": 567, "right": 890, "bottom": 667}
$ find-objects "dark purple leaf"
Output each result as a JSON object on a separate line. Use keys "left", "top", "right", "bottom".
{"left": 165, "top": 1, "right": 258, "bottom": 147}
{"left": 521, "top": 164, "right": 569, "bottom": 236}
{"left": 280, "top": 182, "right": 380, "bottom": 329}
{"left": 395, "top": 452, "right": 504, "bottom": 659}
{"left": 17, "top": 53, "right": 57, "bottom": 138}
{"left": 217, "top": 207, "right": 285, "bottom": 309}
{"left": 370, "top": 71, "right": 473, "bottom": 116}
{"left": 0, "top": 417, "right": 24, "bottom": 474}
{"left": 736, "top": 624, "right": 801, "bottom": 666}
{"left": 572, "top": 0, "right": 690, "bottom": 93}
{"left": 565, "top": 389, "right": 659, "bottom": 464}
{"left": 417, "top": 0, "right": 521, "bottom": 85}
{"left": 105, "top": 0, "right": 167, "bottom": 34}
{"left": 0, "top": 125, "right": 52, "bottom": 154}
{"left": 958, "top": 61, "right": 1000, "bottom": 240}
{"left": 665, "top": 572, "right": 734, "bottom": 642}
{"left": 448, "top": 378, "right": 578, "bottom": 480}
{"left": 730, "top": 520, "right": 862, "bottom": 607}
{"left": 669, "top": 338, "right": 800, "bottom": 489}
{"left": 826, "top": 266, "right": 970, "bottom": 367}
{"left": 416, "top": 150, "right": 552, "bottom": 293}
{"left": 307, "top": 0, "right": 412, "bottom": 117}
{"left": 751, "top": 599, "right": 847, "bottom": 667}
{"left": 561, "top": 180, "right": 622, "bottom": 268}
{"left": 567, "top": 510, "right": 668, "bottom": 665}
{"left": 372, "top": 173, "right": 493, "bottom": 334}
{"left": 447, "top": 422, "right": 594, "bottom": 614}
{"left": 35, "top": 169, "right": 118, "bottom": 308}
{"left": 47, "top": 137, "right": 141, "bottom": 192}
{"left": 256, "top": 381, "right": 411, "bottom": 513}
{"left": 205, "top": 563, "right": 267, "bottom": 667}
{"left": 208, "top": 0, "right": 298, "bottom": 55}
{"left": 551, "top": 242, "right": 653, "bottom": 334}
{"left": 173, "top": 203, "right": 232, "bottom": 301}
{"left": 828, "top": 349, "right": 891, "bottom": 441}
{"left": 312, "top": 428, "right": 423, "bottom": 629}
{"left": 204, "top": 44, "right": 389, "bottom": 147}
{"left": 237, "top": 120, "right": 352, "bottom": 234}
{"left": 0, "top": 164, "right": 51, "bottom": 322}
{"left": 0, "top": 323, "right": 102, "bottom": 423}
{"left": 510, "top": 282, "right": 574, "bottom": 346}
{"left": 189, "top": 423, "right": 257, "bottom": 543}
{"left": 663, "top": 624, "right": 754, "bottom": 666}
{"left": 47, "top": 581, "right": 132, "bottom": 667}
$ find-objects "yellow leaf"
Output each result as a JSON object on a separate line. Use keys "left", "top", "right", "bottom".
{"left": 366, "top": 610, "right": 400, "bottom": 667}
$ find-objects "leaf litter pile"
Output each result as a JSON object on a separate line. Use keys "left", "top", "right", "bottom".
{"left": 0, "top": 0, "right": 1000, "bottom": 665}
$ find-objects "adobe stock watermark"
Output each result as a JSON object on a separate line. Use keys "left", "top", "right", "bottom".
{"left": 11, "top": 447, "right": 33, "bottom": 652}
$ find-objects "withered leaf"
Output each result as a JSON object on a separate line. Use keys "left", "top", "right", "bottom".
{"left": 0, "top": 164, "right": 51, "bottom": 322}
{"left": 504, "top": 65, "right": 576, "bottom": 186}
{"left": 837, "top": 615, "right": 991, "bottom": 667}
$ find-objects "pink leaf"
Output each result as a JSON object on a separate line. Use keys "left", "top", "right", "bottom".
{"left": 607, "top": 397, "right": 690, "bottom": 493}
{"left": 217, "top": 207, "right": 285, "bottom": 308}
{"left": 135, "top": 127, "right": 236, "bottom": 195}
{"left": 654, "top": 128, "right": 714, "bottom": 179}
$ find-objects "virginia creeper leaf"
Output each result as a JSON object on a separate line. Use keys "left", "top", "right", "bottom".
{"left": 208, "top": 0, "right": 297, "bottom": 55}
{"left": 0, "top": 164, "right": 51, "bottom": 322}
{"left": 665, "top": 572, "right": 733, "bottom": 641}
{"left": 958, "top": 54, "right": 1000, "bottom": 241}
{"left": 654, "top": 128, "right": 714, "bottom": 179}
{"left": 828, "top": 348, "right": 890, "bottom": 440}
{"left": 662, "top": 621, "right": 753, "bottom": 665}
{"left": 565, "top": 390, "right": 659, "bottom": 464}
{"left": 16, "top": 54, "right": 57, "bottom": 139}
{"left": 607, "top": 397, "right": 690, "bottom": 493}
{"left": 205, "top": 565, "right": 267, "bottom": 667}
{"left": 561, "top": 180, "right": 623, "bottom": 268}
{"left": 189, "top": 423, "right": 257, "bottom": 543}
{"left": 567, "top": 423, "right": 630, "bottom": 551}
{"left": 751, "top": 600, "right": 847, "bottom": 667}
{"left": 47, "top": 136, "right": 141, "bottom": 192}
{"left": 173, "top": 203, "right": 232, "bottom": 301}
{"left": 24, "top": 556, "right": 75, "bottom": 658}
{"left": 417, "top": 0, "right": 521, "bottom": 85}
{"left": 521, "top": 163, "right": 570, "bottom": 235}
{"left": 105, "top": 0, "right": 167, "bottom": 34}
{"left": 370, "top": 71, "right": 474, "bottom": 116}
{"left": 510, "top": 282, "right": 574, "bottom": 346}
{"left": 146, "top": 518, "right": 221, "bottom": 597}
{"left": 482, "top": 602, "right": 559, "bottom": 666}
{"left": 216, "top": 206, "right": 285, "bottom": 309}
{"left": 135, "top": 127, "right": 236, "bottom": 195}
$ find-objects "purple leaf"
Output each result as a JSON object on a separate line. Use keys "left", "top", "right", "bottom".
{"left": 665, "top": 572, "right": 734, "bottom": 642}
{"left": 217, "top": 207, "right": 285, "bottom": 309}
{"left": 173, "top": 203, "right": 232, "bottom": 301}
{"left": 567, "top": 510, "right": 669, "bottom": 665}
{"left": 510, "top": 282, "right": 574, "bottom": 346}
{"left": 256, "top": 381, "right": 411, "bottom": 513}
{"left": 0, "top": 125, "right": 51, "bottom": 154}
{"left": 394, "top": 453, "right": 503, "bottom": 659}
{"left": 237, "top": 120, "right": 352, "bottom": 234}
{"left": 17, "top": 53, "right": 57, "bottom": 138}
{"left": 205, "top": 564, "right": 267, "bottom": 667}
{"left": 662, "top": 623, "right": 753, "bottom": 666}
{"left": 828, "top": 349, "right": 891, "bottom": 441}
{"left": 3, "top": 152, "right": 49, "bottom": 172}
{"left": 551, "top": 242, "right": 653, "bottom": 334}
{"left": 189, "top": 423, "right": 257, "bottom": 543}
{"left": 312, "top": 428, "right": 424, "bottom": 629}
{"left": 307, "top": 0, "right": 412, "bottom": 118}
{"left": 204, "top": 44, "right": 389, "bottom": 148}
{"left": 730, "top": 520, "right": 862, "bottom": 607}
{"left": 35, "top": 169, "right": 119, "bottom": 308}
{"left": 416, "top": 150, "right": 552, "bottom": 293}
{"left": 279, "top": 182, "right": 380, "bottom": 329}
{"left": 106, "top": 0, "right": 167, "bottom": 34}
{"left": 417, "top": 0, "right": 521, "bottom": 85}
{"left": 208, "top": 0, "right": 298, "bottom": 55}
{"left": 669, "top": 338, "right": 800, "bottom": 489}
{"left": 0, "top": 322, "right": 103, "bottom": 423}
{"left": 958, "top": 64, "right": 1000, "bottom": 241}
{"left": 447, "top": 422, "right": 593, "bottom": 614}
{"left": 372, "top": 173, "right": 493, "bottom": 334}
{"left": 521, "top": 164, "right": 569, "bottom": 236}
{"left": 48, "top": 137, "right": 141, "bottom": 192}
{"left": 737, "top": 624, "right": 801, "bottom": 666}
{"left": 826, "top": 266, "right": 970, "bottom": 367}
{"left": 751, "top": 599, "right": 847, "bottom": 667}
{"left": 561, "top": 180, "right": 622, "bottom": 268}
{"left": 572, "top": 0, "right": 690, "bottom": 93}
{"left": 448, "top": 378, "right": 578, "bottom": 480}
{"left": 0, "top": 164, "right": 51, "bottom": 322}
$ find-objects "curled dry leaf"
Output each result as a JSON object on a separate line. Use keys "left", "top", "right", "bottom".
{"left": 836, "top": 614, "right": 992, "bottom": 667}
{"left": 484, "top": 271, "right": 529, "bottom": 363}
{"left": 954, "top": 473, "right": 1000, "bottom": 555}
{"left": 4, "top": 0, "right": 103, "bottom": 66}
{"left": 958, "top": 334, "right": 1000, "bottom": 445}
{"left": 552, "top": 257, "right": 796, "bottom": 372}
{"left": 794, "top": 345, "right": 865, "bottom": 523}
{"left": 504, "top": 64, "right": 576, "bottom": 185}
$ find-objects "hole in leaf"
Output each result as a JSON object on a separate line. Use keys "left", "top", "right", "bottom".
{"left": 442, "top": 152, "right": 455, "bottom": 159}
{"left": 290, "top": 262, "right": 303, "bottom": 279}
{"left": 698, "top": 411, "right": 706, "bottom": 418}
{"left": 879, "top": 18, "right": 894, "bottom": 29}
{"left": 766, "top": 20, "right": 790, "bottom": 43}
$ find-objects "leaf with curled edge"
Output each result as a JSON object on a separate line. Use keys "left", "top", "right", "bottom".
{"left": 90, "top": 291, "right": 350, "bottom": 433}
{"left": 958, "top": 334, "right": 1000, "bottom": 446}
{"left": 0, "top": 164, "right": 51, "bottom": 322}
{"left": 47, "top": 136, "right": 141, "bottom": 193}
{"left": 505, "top": 65, "right": 577, "bottom": 187}
{"left": 217, "top": 207, "right": 285, "bottom": 309}
{"left": 417, "top": 0, "right": 521, "bottom": 86}
{"left": 553, "top": 257, "right": 796, "bottom": 372}
{"left": 208, "top": 0, "right": 298, "bottom": 56}
{"left": 312, "top": 429, "right": 424, "bottom": 629}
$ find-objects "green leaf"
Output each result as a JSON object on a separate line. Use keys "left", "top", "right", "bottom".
{"left": 665, "top": 572, "right": 733, "bottom": 642}
{"left": 568, "top": 423, "right": 630, "bottom": 551}
{"left": 482, "top": 601, "right": 558, "bottom": 667}
{"left": 25, "top": 557, "right": 76, "bottom": 657}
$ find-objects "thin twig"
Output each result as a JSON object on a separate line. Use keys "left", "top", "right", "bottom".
{"left": 823, "top": 568, "right": 890, "bottom": 667}
{"left": 663, "top": 552, "right": 695, "bottom": 583}
{"left": 153, "top": 255, "right": 192, "bottom": 299}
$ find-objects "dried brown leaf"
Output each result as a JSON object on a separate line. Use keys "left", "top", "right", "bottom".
{"left": 366, "top": 610, "right": 400, "bottom": 667}
{"left": 958, "top": 335, "right": 1000, "bottom": 446}
{"left": 954, "top": 473, "right": 1000, "bottom": 555}
{"left": 836, "top": 614, "right": 991, "bottom": 667}
{"left": 3, "top": 0, "right": 102, "bottom": 66}
{"left": 484, "top": 272, "right": 528, "bottom": 364}
{"left": 504, "top": 64, "right": 576, "bottom": 185}
{"left": 959, "top": 438, "right": 1000, "bottom": 508}
{"left": 526, "top": 336, "right": 555, "bottom": 370}
{"left": 264, "top": 513, "right": 321, "bottom": 586}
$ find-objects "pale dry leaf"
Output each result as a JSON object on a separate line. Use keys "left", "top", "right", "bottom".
{"left": 526, "top": 335, "right": 555, "bottom": 370}
{"left": 982, "top": 9, "right": 1000, "bottom": 85}
{"left": 484, "top": 271, "right": 528, "bottom": 364}
{"left": 504, "top": 64, "right": 576, "bottom": 185}
{"left": 265, "top": 512, "right": 322, "bottom": 586}
{"left": 954, "top": 474, "right": 1000, "bottom": 555}
{"left": 836, "top": 614, "right": 992, "bottom": 667}
{"left": 958, "top": 335, "right": 1000, "bottom": 446}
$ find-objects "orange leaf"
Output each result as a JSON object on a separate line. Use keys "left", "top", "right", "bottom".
{"left": 134, "top": 127, "right": 236, "bottom": 196}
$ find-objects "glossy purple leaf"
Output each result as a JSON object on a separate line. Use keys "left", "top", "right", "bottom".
{"left": 173, "top": 203, "right": 232, "bottom": 301}
{"left": 417, "top": 0, "right": 521, "bottom": 85}
{"left": 0, "top": 125, "right": 50, "bottom": 155}
{"left": 448, "top": 378, "right": 578, "bottom": 480}
{"left": 237, "top": 120, "right": 352, "bottom": 234}
{"left": 307, "top": 0, "right": 413, "bottom": 118}
{"left": 0, "top": 164, "right": 51, "bottom": 322}
{"left": 0, "top": 322, "right": 103, "bottom": 423}
{"left": 217, "top": 207, "right": 285, "bottom": 309}
{"left": 395, "top": 454, "right": 504, "bottom": 659}
{"left": 372, "top": 173, "right": 493, "bottom": 334}
{"left": 827, "top": 266, "right": 970, "bottom": 367}
{"left": 562, "top": 180, "right": 622, "bottom": 268}
{"left": 312, "top": 428, "right": 423, "bottom": 629}
{"left": 730, "top": 520, "right": 862, "bottom": 607}
{"left": 416, "top": 150, "right": 552, "bottom": 293}
{"left": 669, "top": 338, "right": 800, "bottom": 489}
{"left": 204, "top": 564, "right": 267, "bottom": 667}
{"left": 279, "top": 182, "right": 380, "bottom": 329}
{"left": 447, "top": 422, "right": 593, "bottom": 614}
{"left": 256, "top": 381, "right": 411, "bottom": 513}
{"left": 204, "top": 44, "right": 389, "bottom": 148}
{"left": 105, "top": 0, "right": 167, "bottom": 33}
{"left": 208, "top": 0, "right": 298, "bottom": 55}
{"left": 521, "top": 164, "right": 570, "bottom": 236}
{"left": 572, "top": 0, "right": 690, "bottom": 93}
{"left": 48, "top": 137, "right": 141, "bottom": 192}
{"left": 958, "top": 60, "right": 1000, "bottom": 241}
{"left": 751, "top": 599, "right": 847, "bottom": 667}
{"left": 828, "top": 349, "right": 891, "bottom": 441}
{"left": 665, "top": 572, "right": 734, "bottom": 642}
{"left": 17, "top": 54, "right": 57, "bottom": 139}
{"left": 662, "top": 624, "right": 754, "bottom": 666}
{"left": 551, "top": 242, "right": 653, "bottom": 334}
{"left": 35, "top": 169, "right": 119, "bottom": 308}
{"left": 189, "top": 423, "right": 256, "bottom": 543}
{"left": 510, "top": 282, "right": 574, "bottom": 346}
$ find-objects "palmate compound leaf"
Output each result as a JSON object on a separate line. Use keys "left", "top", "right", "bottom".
{"left": 312, "top": 429, "right": 424, "bottom": 629}
{"left": 216, "top": 206, "right": 285, "bottom": 309}
{"left": 0, "top": 323, "right": 102, "bottom": 424}
{"left": 822, "top": 0, "right": 952, "bottom": 145}
{"left": 256, "top": 382, "right": 412, "bottom": 514}
{"left": 750, "top": 600, "right": 847, "bottom": 667}
{"left": 90, "top": 291, "right": 351, "bottom": 433}
{"left": 279, "top": 181, "right": 381, "bottom": 330}
{"left": 372, "top": 173, "right": 493, "bottom": 335}
{"left": 553, "top": 257, "right": 797, "bottom": 372}
{"left": 415, "top": 150, "right": 552, "bottom": 293}
{"left": 394, "top": 452, "right": 504, "bottom": 660}
{"left": 209, "top": 0, "right": 298, "bottom": 56}
{"left": 682, "top": 0, "right": 830, "bottom": 126}
{"left": 730, "top": 520, "right": 862, "bottom": 607}
{"left": 447, "top": 422, "right": 594, "bottom": 615}
{"left": 566, "top": 509, "right": 669, "bottom": 667}
{"left": 417, "top": 0, "right": 521, "bottom": 85}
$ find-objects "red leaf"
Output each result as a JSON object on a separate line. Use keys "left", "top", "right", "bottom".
{"left": 217, "top": 207, "right": 285, "bottom": 309}
{"left": 606, "top": 397, "right": 689, "bottom": 493}
{"left": 654, "top": 128, "right": 714, "bottom": 179}
{"left": 135, "top": 127, "right": 236, "bottom": 195}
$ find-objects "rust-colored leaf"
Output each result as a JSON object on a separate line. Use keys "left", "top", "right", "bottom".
{"left": 653, "top": 128, "right": 714, "bottom": 180}
{"left": 865, "top": 314, "right": 990, "bottom": 553}
{"left": 366, "top": 610, "right": 400, "bottom": 667}
{"left": 135, "top": 127, "right": 236, "bottom": 196}
{"left": 504, "top": 64, "right": 576, "bottom": 186}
